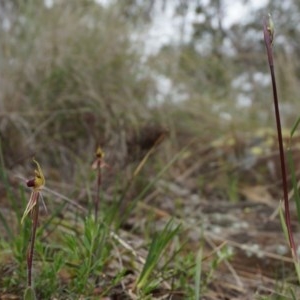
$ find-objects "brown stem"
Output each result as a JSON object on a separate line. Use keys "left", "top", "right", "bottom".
{"left": 263, "top": 19, "right": 297, "bottom": 255}
{"left": 27, "top": 193, "right": 40, "bottom": 287}
{"left": 95, "top": 160, "right": 101, "bottom": 220}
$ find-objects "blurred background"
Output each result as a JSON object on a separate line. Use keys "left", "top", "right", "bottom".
{"left": 1, "top": 0, "right": 300, "bottom": 199}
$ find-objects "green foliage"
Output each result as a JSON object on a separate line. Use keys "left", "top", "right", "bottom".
{"left": 287, "top": 150, "right": 300, "bottom": 223}
{"left": 64, "top": 216, "right": 111, "bottom": 294}
{"left": 33, "top": 242, "right": 66, "bottom": 299}
{"left": 194, "top": 246, "right": 203, "bottom": 300}
{"left": 23, "top": 287, "right": 37, "bottom": 300}
{"left": 136, "top": 219, "right": 181, "bottom": 292}
{"left": 204, "top": 245, "right": 233, "bottom": 290}
{"left": 290, "top": 288, "right": 297, "bottom": 300}
{"left": 172, "top": 251, "right": 196, "bottom": 298}
{"left": 286, "top": 116, "right": 300, "bottom": 288}
{"left": 289, "top": 118, "right": 300, "bottom": 223}
{"left": 227, "top": 174, "right": 239, "bottom": 203}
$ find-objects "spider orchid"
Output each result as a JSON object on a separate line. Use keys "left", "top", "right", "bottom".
{"left": 91, "top": 146, "right": 107, "bottom": 170}
{"left": 21, "top": 158, "right": 46, "bottom": 224}
{"left": 92, "top": 146, "right": 111, "bottom": 219}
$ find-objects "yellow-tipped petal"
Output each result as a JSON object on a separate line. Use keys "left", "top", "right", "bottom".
{"left": 21, "top": 192, "right": 38, "bottom": 224}
{"left": 32, "top": 158, "right": 45, "bottom": 190}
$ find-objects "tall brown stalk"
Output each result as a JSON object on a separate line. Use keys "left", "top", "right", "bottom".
{"left": 92, "top": 146, "right": 105, "bottom": 220}
{"left": 263, "top": 14, "right": 297, "bottom": 258}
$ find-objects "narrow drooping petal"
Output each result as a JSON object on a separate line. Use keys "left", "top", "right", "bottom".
{"left": 21, "top": 192, "right": 38, "bottom": 224}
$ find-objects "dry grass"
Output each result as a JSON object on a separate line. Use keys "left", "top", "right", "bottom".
{"left": 0, "top": 1, "right": 159, "bottom": 175}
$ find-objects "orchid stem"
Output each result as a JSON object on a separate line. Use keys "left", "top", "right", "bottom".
{"left": 27, "top": 193, "right": 39, "bottom": 287}
{"left": 263, "top": 16, "right": 297, "bottom": 257}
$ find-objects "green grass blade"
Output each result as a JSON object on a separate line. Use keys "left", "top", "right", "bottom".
{"left": 136, "top": 219, "right": 181, "bottom": 290}
{"left": 287, "top": 149, "right": 300, "bottom": 223}
{"left": 195, "top": 246, "right": 203, "bottom": 300}
{"left": 279, "top": 202, "right": 289, "bottom": 244}
{"left": 289, "top": 287, "right": 297, "bottom": 300}
{"left": 293, "top": 260, "right": 300, "bottom": 286}
{"left": 290, "top": 116, "right": 300, "bottom": 138}
{"left": 23, "top": 287, "right": 37, "bottom": 300}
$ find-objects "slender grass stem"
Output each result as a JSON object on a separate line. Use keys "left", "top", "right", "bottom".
{"left": 263, "top": 16, "right": 297, "bottom": 256}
